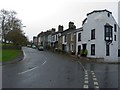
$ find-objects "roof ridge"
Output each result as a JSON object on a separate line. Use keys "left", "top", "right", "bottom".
{"left": 87, "top": 9, "right": 112, "bottom": 16}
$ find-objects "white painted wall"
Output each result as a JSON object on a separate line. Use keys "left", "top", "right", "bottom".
{"left": 38, "top": 37, "right": 41, "bottom": 46}
{"left": 76, "top": 10, "right": 119, "bottom": 62}
{"left": 48, "top": 34, "right": 52, "bottom": 46}
{"left": 51, "top": 34, "right": 59, "bottom": 43}
{"left": 118, "top": 26, "right": 120, "bottom": 49}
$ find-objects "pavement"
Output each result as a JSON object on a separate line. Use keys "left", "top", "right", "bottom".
{"left": 2, "top": 47, "right": 119, "bottom": 89}
{"left": 70, "top": 54, "right": 120, "bottom": 64}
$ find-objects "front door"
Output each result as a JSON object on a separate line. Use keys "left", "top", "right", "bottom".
{"left": 78, "top": 45, "right": 81, "bottom": 54}
{"left": 82, "top": 44, "right": 87, "bottom": 50}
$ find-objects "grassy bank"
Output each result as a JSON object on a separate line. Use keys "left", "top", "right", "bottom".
{"left": 1, "top": 49, "right": 21, "bottom": 62}
{"left": 0, "top": 44, "right": 22, "bottom": 62}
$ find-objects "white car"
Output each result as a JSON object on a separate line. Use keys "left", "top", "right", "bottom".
{"left": 38, "top": 46, "right": 44, "bottom": 51}
{"left": 32, "top": 45, "right": 36, "bottom": 49}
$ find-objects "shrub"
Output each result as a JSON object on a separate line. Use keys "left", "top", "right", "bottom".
{"left": 80, "top": 49, "right": 88, "bottom": 57}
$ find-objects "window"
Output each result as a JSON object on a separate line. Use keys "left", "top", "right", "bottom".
{"left": 78, "top": 45, "right": 81, "bottom": 54}
{"left": 118, "top": 49, "right": 120, "bottom": 57}
{"left": 106, "top": 44, "right": 110, "bottom": 56}
{"left": 53, "top": 36, "right": 55, "bottom": 41}
{"left": 91, "top": 29, "right": 95, "bottom": 40}
{"left": 78, "top": 33, "right": 81, "bottom": 41}
{"left": 71, "top": 33, "right": 73, "bottom": 41}
{"left": 64, "top": 35, "right": 67, "bottom": 42}
{"left": 91, "top": 44, "right": 95, "bottom": 55}
{"left": 108, "top": 13, "right": 110, "bottom": 17}
{"left": 56, "top": 35, "right": 58, "bottom": 41}
{"left": 114, "top": 24, "right": 117, "bottom": 32}
{"left": 104, "top": 25, "right": 113, "bottom": 41}
{"left": 71, "top": 44, "right": 74, "bottom": 51}
{"left": 114, "top": 35, "right": 116, "bottom": 41}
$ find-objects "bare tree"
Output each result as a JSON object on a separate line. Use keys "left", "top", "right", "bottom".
{"left": 0, "top": 9, "right": 9, "bottom": 43}
{"left": 0, "top": 9, "right": 22, "bottom": 43}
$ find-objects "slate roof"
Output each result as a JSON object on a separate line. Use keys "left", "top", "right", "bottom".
{"left": 87, "top": 9, "right": 112, "bottom": 16}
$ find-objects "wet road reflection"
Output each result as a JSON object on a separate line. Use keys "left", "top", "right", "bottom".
{"left": 103, "top": 66, "right": 109, "bottom": 87}
{"left": 82, "top": 62, "right": 118, "bottom": 88}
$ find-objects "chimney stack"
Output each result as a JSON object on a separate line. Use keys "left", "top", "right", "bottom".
{"left": 58, "top": 25, "right": 63, "bottom": 32}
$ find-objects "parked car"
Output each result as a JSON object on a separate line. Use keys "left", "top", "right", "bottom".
{"left": 27, "top": 44, "right": 31, "bottom": 47}
{"left": 32, "top": 45, "right": 36, "bottom": 49}
{"left": 38, "top": 45, "right": 44, "bottom": 51}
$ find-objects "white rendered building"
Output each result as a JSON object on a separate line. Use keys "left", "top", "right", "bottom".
{"left": 76, "top": 10, "right": 120, "bottom": 62}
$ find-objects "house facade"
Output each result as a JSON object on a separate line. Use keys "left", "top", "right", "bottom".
{"left": 59, "top": 22, "right": 77, "bottom": 54}
{"left": 37, "top": 32, "right": 44, "bottom": 46}
{"left": 76, "top": 10, "right": 119, "bottom": 62}
{"left": 51, "top": 25, "right": 63, "bottom": 50}
{"left": 37, "top": 29, "right": 54, "bottom": 49}
{"left": 33, "top": 36, "right": 38, "bottom": 46}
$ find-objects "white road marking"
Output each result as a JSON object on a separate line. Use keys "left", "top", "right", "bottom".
{"left": 42, "top": 61, "right": 46, "bottom": 65}
{"left": 83, "top": 85, "right": 89, "bottom": 88}
{"left": 94, "top": 82, "right": 99, "bottom": 86}
{"left": 85, "top": 77, "right": 88, "bottom": 80}
{"left": 92, "top": 72, "right": 95, "bottom": 75}
{"left": 18, "top": 61, "right": 46, "bottom": 75}
{"left": 93, "top": 78, "right": 97, "bottom": 81}
{"left": 84, "top": 81, "right": 89, "bottom": 84}
{"left": 94, "top": 86, "right": 99, "bottom": 88}
{"left": 18, "top": 66, "right": 38, "bottom": 75}
{"left": 90, "top": 70, "right": 100, "bottom": 89}
{"left": 83, "top": 70, "right": 89, "bottom": 89}
{"left": 85, "top": 72, "right": 88, "bottom": 74}
{"left": 91, "top": 71, "right": 94, "bottom": 73}
{"left": 85, "top": 70, "right": 87, "bottom": 73}
{"left": 93, "top": 75, "right": 96, "bottom": 78}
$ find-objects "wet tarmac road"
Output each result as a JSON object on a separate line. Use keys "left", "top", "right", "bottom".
{"left": 2, "top": 47, "right": 119, "bottom": 89}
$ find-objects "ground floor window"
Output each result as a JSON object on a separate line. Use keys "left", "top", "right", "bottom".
{"left": 71, "top": 44, "right": 74, "bottom": 51}
{"left": 118, "top": 49, "right": 120, "bottom": 57}
{"left": 78, "top": 45, "right": 81, "bottom": 54}
{"left": 106, "top": 44, "right": 110, "bottom": 56}
{"left": 91, "top": 44, "right": 95, "bottom": 55}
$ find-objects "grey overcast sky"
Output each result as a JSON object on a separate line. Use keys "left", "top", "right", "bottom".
{"left": 0, "top": 0, "right": 119, "bottom": 41}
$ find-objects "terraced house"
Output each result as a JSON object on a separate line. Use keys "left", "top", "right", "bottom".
{"left": 58, "top": 22, "right": 77, "bottom": 54}
{"left": 51, "top": 25, "right": 63, "bottom": 50}
{"left": 76, "top": 9, "right": 120, "bottom": 62}
{"left": 34, "top": 9, "right": 119, "bottom": 62}
{"left": 37, "top": 29, "right": 54, "bottom": 49}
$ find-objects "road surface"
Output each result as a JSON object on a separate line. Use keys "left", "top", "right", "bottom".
{"left": 2, "top": 47, "right": 119, "bottom": 89}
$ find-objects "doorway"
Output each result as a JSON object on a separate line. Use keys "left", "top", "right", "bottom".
{"left": 82, "top": 44, "right": 87, "bottom": 50}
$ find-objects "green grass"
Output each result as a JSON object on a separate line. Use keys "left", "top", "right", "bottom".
{"left": 0, "top": 43, "right": 22, "bottom": 62}
{"left": 0, "top": 49, "right": 21, "bottom": 62}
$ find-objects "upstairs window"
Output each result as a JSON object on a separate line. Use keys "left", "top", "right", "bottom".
{"left": 114, "top": 24, "right": 117, "bottom": 32}
{"left": 53, "top": 36, "right": 55, "bottom": 41}
{"left": 64, "top": 35, "right": 67, "bottom": 42}
{"left": 78, "top": 33, "right": 81, "bottom": 41}
{"left": 71, "top": 33, "right": 73, "bottom": 41}
{"left": 108, "top": 13, "right": 110, "bottom": 17}
{"left": 56, "top": 35, "right": 58, "bottom": 41}
{"left": 114, "top": 35, "right": 116, "bottom": 41}
{"left": 91, "top": 29, "right": 95, "bottom": 40}
{"left": 104, "top": 23, "right": 113, "bottom": 41}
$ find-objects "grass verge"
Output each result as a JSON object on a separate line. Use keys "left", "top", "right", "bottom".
{"left": 0, "top": 49, "right": 21, "bottom": 62}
